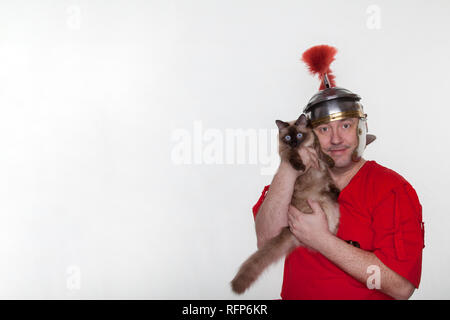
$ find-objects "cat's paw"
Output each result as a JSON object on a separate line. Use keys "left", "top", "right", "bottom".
{"left": 289, "top": 158, "right": 306, "bottom": 171}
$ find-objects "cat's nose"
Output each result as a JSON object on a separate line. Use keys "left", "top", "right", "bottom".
{"left": 290, "top": 141, "right": 298, "bottom": 147}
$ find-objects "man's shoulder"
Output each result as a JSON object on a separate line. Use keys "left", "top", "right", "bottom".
{"left": 365, "top": 160, "right": 410, "bottom": 186}
{"left": 361, "top": 160, "right": 415, "bottom": 200}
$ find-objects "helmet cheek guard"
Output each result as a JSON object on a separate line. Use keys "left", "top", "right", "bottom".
{"left": 352, "top": 116, "right": 367, "bottom": 162}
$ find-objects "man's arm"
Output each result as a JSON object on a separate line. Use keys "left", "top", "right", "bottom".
{"left": 317, "top": 234, "right": 415, "bottom": 300}
{"left": 255, "top": 147, "right": 319, "bottom": 249}
{"left": 288, "top": 201, "right": 416, "bottom": 300}
{"left": 254, "top": 161, "right": 298, "bottom": 249}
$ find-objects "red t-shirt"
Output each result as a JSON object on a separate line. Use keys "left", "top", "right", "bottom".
{"left": 252, "top": 160, "right": 425, "bottom": 300}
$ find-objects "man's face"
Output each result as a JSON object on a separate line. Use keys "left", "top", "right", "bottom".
{"left": 313, "top": 117, "right": 359, "bottom": 168}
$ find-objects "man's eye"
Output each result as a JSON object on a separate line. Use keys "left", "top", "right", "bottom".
{"left": 320, "top": 127, "right": 328, "bottom": 132}
{"left": 343, "top": 123, "right": 351, "bottom": 129}
{"left": 285, "top": 135, "right": 291, "bottom": 141}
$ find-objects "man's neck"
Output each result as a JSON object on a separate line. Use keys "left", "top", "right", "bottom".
{"left": 328, "top": 158, "right": 367, "bottom": 190}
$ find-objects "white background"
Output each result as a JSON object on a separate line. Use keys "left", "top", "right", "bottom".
{"left": 0, "top": 0, "right": 448, "bottom": 299}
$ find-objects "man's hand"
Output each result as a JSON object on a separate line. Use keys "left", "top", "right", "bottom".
{"left": 288, "top": 200, "right": 416, "bottom": 300}
{"left": 287, "top": 199, "right": 332, "bottom": 250}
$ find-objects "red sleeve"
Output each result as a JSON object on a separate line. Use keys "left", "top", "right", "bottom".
{"left": 372, "top": 183, "right": 425, "bottom": 288}
{"left": 252, "top": 185, "right": 270, "bottom": 219}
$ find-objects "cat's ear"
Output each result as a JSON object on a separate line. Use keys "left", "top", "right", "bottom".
{"left": 275, "top": 120, "right": 289, "bottom": 130}
{"left": 294, "top": 114, "right": 308, "bottom": 127}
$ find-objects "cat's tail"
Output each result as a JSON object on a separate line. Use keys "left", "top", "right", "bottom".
{"left": 230, "top": 227, "right": 298, "bottom": 294}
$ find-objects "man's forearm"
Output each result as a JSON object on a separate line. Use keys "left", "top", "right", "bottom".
{"left": 317, "top": 234, "right": 415, "bottom": 300}
{"left": 255, "top": 161, "right": 298, "bottom": 248}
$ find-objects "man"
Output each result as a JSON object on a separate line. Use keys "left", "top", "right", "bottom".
{"left": 252, "top": 45, "right": 424, "bottom": 300}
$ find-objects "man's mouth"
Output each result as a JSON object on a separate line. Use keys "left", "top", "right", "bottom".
{"left": 328, "top": 147, "right": 349, "bottom": 155}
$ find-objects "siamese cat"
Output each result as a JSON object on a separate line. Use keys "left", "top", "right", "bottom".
{"left": 230, "top": 114, "right": 341, "bottom": 294}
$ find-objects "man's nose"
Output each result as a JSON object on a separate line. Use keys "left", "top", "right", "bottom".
{"left": 330, "top": 127, "right": 343, "bottom": 145}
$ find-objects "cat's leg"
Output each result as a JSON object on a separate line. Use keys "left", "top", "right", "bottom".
{"left": 328, "top": 183, "right": 340, "bottom": 201}
{"left": 289, "top": 150, "right": 306, "bottom": 171}
{"left": 320, "top": 200, "right": 340, "bottom": 235}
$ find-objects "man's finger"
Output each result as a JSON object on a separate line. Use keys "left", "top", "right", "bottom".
{"left": 312, "top": 156, "right": 319, "bottom": 169}
{"left": 307, "top": 151, "right": 319, "bottom": 168}
{"left": 288, "top": 215, "right": 295, "bottom": 230}
{"left": 289, "top": 205, "right": 301, "bottom": 215}
{"left": 307, "top": 199, "right": 322, "bottom": 214}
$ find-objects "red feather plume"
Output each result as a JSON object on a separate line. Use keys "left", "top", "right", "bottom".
{"left": 301, "top": 45, "right": 337, "bottom": 90}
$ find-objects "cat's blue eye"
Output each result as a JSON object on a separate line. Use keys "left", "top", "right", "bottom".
{"left": 285, "top": 135, "right": 291, "bottom": 141}
{"left": 296, "top": 133, "right": 303, "bottom": 139}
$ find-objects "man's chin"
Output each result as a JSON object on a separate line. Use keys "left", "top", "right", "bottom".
{"left": 327, "top": 152, "right": 353, "bottom": 169}
{"left": 333, "top": 158, "right": 353, "bottom": 169}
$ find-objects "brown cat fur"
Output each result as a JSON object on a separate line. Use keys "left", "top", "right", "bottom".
{"left": 230, "top": 114, "right": 340, "bottom": 294}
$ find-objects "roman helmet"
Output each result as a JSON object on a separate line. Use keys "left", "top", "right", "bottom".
{"left": 301, "top": 45, "right": 376, "bottom": 161}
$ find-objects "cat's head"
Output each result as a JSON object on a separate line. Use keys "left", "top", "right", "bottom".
{"left": 276, "top": 114, "right": 314, "bottom": 152}
{"left": 276, "top": 114, "right": 335, "bottom": 168}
